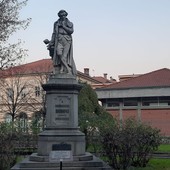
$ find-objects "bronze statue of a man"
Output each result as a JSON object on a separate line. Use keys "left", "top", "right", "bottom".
{"left": 44, "top": 10, "right": 76, "bottom": 76}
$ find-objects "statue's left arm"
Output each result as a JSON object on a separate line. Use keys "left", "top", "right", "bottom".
{"left": 61, "top": 20, "right": 74, "bottom": 35}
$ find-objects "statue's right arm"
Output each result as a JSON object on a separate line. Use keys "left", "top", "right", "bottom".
{"left": 50, "top": 33, "right": 55, "bottom": 45}
{"left": 50, "top": 22, "right": 57, "bottom": 45}
{"left": 50, "top": 22, "right": 56, "bottom": 46}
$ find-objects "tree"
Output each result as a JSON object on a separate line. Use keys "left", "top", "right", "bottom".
{"left": 78, "top": 83, "right": 101, "bottom": 115}
{"left": 0, "top": 69, "right": 36, "bottom": 125}
{"left": 0, "top": 0, "right": 31, "bottom": 69}
{"left": 0, "top": 60, "right": 53, "bottom": 132}
{"left": 78, "top": 83, "right": 102, "bottom": 133}
{"left": 29, "top": 73, "right": 49, "bottom": 131}
{"left": 78, "top": 83, "right": 115, "bottom": 152}
{"left": 27, "top": 61, "right": 53, "bottom": 130}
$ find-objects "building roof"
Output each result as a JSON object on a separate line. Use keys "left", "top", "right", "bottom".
{"left": 77, "top": 71, "right": 103, "bottom": 84}
{"left": 118, "top": 74, "right": 142, "bottom": 81}
{"left": 0, "top": 59, "right": 53, "bottom": 77}
{"left": 92, "top": 76, "right": 114, "bottom": 83}
{"left": 99, "top": 68, "right": 170, "bottom": 90}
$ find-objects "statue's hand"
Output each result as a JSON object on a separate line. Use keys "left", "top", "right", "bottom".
{"left": 61, "top": 21, "right": 66, "bottom": 27}
{"left": 49, "top": 41, "right": 54, "bottom": 47}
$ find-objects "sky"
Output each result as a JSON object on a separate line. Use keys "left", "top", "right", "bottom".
{"left": 10, "top": 0, "right": 170, "bottom": 80}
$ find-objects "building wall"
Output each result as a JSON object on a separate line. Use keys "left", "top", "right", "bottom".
{"left": 106, "top": 108, "right": 170, "bottom": 136}
{"left": 141, "top": 109, "right": 170, "bottom": 136}
{"left": 0, "top": 73, "right": 46, "bottom": 122}
{"left": 97, "top": 87, "right": 170, "bottom": 137}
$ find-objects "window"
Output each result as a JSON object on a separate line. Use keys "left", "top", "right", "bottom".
{"left": 21, "top": 88, "right": 27, "bottom": 98}
{"left": 32, "top": 111, "right": 43, "bottom": 132}
{"left": 18, "top": 112, "right": 28, "bottom": 132}
{"left": 5, "top": 113, "right": 12, "bottom": 123}
{"left": 142, "top": 97, "right": 170, "bottom": 106}
{"left": 142, "top": 97, "right": 158, "bottom": 106}
{"left": 106, "top": 99, "right": 120, "bottom": 107}
{"left": 35, "top": 86, "right": 41, "bottom": 97}
{"left": 107, "top": 102, "right": 119, "bottom": 107}
{"left": 159, "top": 97, "right": 170, "bottom": 106}
{"left": 6, "top": 88, "right": 14, "bottom": 101}
{"left": 124, "top": 98, "right": 138, "bottom": 106}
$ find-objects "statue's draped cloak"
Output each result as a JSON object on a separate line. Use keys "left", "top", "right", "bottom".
{"left": 51, "top": 18, "right": 77, "bottom": 76}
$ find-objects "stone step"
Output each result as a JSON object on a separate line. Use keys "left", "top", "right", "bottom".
{"left": 29, "top": 152, "right": 94, "bottom": 162}
{"left": 12, "top": 164, "right": 111, "bottom": 170}
{"left": 11, "top": 155, "right": 112, "bottom": 170}
{"left": 12, "top": 166, "right": 111, "bottom": 170}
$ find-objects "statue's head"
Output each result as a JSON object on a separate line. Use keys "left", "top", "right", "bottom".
{"left": 58, "top": 10, "right": 68, "bottom": 18}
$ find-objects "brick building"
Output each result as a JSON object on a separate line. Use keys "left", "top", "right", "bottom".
{"left": 96, "top": 68, "right": 170, "bottom": 136}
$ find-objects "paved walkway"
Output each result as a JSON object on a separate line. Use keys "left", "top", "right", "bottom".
{"left": 152, "top": 152, "right": 170, "bottom": 158}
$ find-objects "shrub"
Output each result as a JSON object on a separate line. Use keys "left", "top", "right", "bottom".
{"left": 100, "top": 118, "right": 161, "bottom": 170}
{"left": 0, "top": 122, "right": 17, "bottom": 170}
{"left": 131, "top": 121, "right": 161, "bottom": 167}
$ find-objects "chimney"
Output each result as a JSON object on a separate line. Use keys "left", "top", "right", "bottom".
{"left": 110, "top": 76, "right": 117, "bottom": 83}
{"left": 103, "top": 73, "right": 107, "bottom": 79}
{"left": 84, "top": 68, "right": 89, "bottom": 76}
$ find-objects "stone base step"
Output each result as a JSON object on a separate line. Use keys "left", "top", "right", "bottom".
{"left": 11, "top": 153, "right": 112, "bottom": 170}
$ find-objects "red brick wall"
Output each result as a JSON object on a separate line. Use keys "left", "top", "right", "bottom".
{"left": 107, "top": 109, "right": 119, "bottom": 119}
{"left": 107, "top": 109, "right": 138, "bottom": 120}
{"left": 122, "top": 110, "right": 137, "bottom": 120}
{"left": 107, "top": 108, "right": 170, "bottom": 136}
{"left": 141, "top": 109, "right": 170, "bottom": 136}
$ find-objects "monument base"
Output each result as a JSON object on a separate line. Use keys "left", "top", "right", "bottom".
{"left": 11, "top": 152, "right": 112, "bottom": 170}
{"left": 37, "top": 129, "right": 86, "bottom": 156}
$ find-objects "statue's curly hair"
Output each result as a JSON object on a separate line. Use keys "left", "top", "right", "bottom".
{"left": 58, "top": 10, "right": 68, "bottom": 17}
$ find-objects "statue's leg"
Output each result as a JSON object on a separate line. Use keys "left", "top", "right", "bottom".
{"left": 61, "top": 39, "right": 71, "bottom": 73}
{"left": 57, "top": 42, "right": 65, "bottom": 73}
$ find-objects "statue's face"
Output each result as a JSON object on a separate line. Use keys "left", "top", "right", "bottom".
{"left": 59, "top": 12, "right": 67, "bottom": 20}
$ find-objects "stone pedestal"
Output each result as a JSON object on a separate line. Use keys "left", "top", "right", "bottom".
{"left": 38, "top": 74, "right": 85, "bottom": 156}
{"left": 11, "top": 74, "right": 112, "bottom": 170}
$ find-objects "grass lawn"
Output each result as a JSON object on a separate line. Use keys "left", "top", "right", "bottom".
{"left": 157, "top": 144, "right": 170, "bottom": 152}
{"left": 127, "top": 159, "right": 170, "bottom": 170}
{"left": 88, "top": 144, "right": 170, "bottom": 153}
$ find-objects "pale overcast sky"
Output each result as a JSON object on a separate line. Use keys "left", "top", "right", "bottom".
{"left": 10, "top": 0, "right": 170, "bottom": 80}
